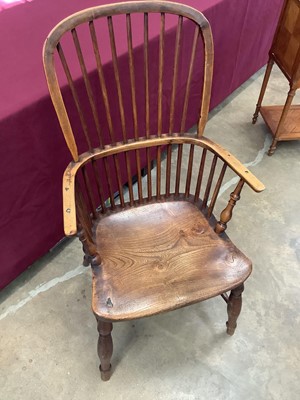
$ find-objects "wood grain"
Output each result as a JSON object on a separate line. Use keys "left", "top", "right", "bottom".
{"left": 260, "top": 104, "right": 300, "bottom": 140}
{"left": 92, "top": 201, "right": 252, "bottom": 321}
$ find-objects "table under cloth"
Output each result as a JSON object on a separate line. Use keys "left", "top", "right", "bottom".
{"left": 0, "top": 0, "right": 283, "bottom": 289}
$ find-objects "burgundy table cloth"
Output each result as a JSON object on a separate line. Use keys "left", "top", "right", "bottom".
{"left": 0, "top": 0, "right": 283, "bottom": 289}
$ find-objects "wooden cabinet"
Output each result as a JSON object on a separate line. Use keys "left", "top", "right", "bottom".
{"left": 253, "top": 0, "right": 300, "bottom": 155}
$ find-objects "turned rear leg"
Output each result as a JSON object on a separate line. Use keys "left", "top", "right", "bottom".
{"left": 96, "top": 318, "right": 113, "bottom": 381}
{"left": 226, "top": 284, "right": 244, "bottom": 336}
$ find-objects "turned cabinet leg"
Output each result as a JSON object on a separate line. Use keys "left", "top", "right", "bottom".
{"left": 268, "top": 138, "right": 278, "bottom": 156}
{"left": 96, "top": 318, "right": 113, "bottom": 381}
{"left": 226, "top": 284, "right": 244, "bottom": 336}
{"left": 268, "top": 86, "right": 296, "bottom": 156}
{"left": 252, "top": 58, "right": 274, "bottom": 124}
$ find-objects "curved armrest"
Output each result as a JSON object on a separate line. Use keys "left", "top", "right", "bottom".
{"left": 61, "top": 135, "right": 265, "bottom": 236}
{"left": 199, "top": 137, "right": 265, "bottom": 193}
{"left": 63, "top": 164, "right": 78, "bottom": 236}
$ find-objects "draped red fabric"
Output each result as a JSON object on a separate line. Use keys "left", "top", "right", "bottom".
{"left": 0, "top": 0, "right": 283, "bottom": 289}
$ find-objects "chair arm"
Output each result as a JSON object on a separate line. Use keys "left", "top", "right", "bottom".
{"left": 62, "top": 162, "right": 79, "bottom": 236}
{"left": 199, "top": 137, "right": 265, "bottom": 193}
{"left": 61, "top": 136, "right": 265, "bottom": 236}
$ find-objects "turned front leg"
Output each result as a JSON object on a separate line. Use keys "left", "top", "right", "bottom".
{"left": 96, "top": 318, "right": 113, "bottom": 381}
{"left": 226, "top": 284, "right": 244, "bottom": 336}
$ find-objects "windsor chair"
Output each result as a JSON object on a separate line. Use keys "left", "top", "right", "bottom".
{"left": 43, "top": 1, "right": 265, "bottom": 381}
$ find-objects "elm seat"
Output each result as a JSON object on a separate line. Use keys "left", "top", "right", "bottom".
{"left": 92, "top": 201, "right": 251, "bottom": 321}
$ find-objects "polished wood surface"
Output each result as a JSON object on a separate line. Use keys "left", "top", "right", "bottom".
{"left": 272, "top": 0, "right": 300, "bottom": 83}
{"left": 96, "top": 319, "right": 113, "bottom": 381}
{"left": 260, "top": 105, "right": 300, "bottom": 141}
{"left": 44, "top": 1, "right": 264, "bottom": 381}
{"left": 253, "top": 0, "right": 300, "bottom": 155}
{"left": 92, "top": 201, "right": 251, "bottom": 321}
{"left": 226, "top": 284, "right": 244, "bottom": 336}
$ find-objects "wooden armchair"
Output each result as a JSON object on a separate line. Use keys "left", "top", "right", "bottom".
{"left": 43, "top": 1, "right": 264, "bottom": 381}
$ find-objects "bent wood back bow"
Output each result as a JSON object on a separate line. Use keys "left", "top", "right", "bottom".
{"left": 43, "top": 1, "right": 214, "bottom": 161}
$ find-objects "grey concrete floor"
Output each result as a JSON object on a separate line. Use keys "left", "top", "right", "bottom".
{"left": 1, "top": 65, "right": 300, "bottom": 400}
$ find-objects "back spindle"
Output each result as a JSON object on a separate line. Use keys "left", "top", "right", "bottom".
{"left": 169, "top": 15, "right": 183, "bottom": 133}
{"left": 108, "top": 16, "right": 127, "bottom": 143}
{"left": 185, "top": 144, "right": 195, "bottom": 197}
{"left": 89, "top": 20, "right": 115, "bottom": 145}
{"left": 175, "top": 144, "right": 183, "bottom": 196}
{"left": 126, "top": 13, "right": 138, "bottom": 139}
{"left": 194, "top": 148, "right": 207, "bottom": 203}
{"left": 72, "top": 28, "right": 103, "bottom": 148}
{"left": 165, "top": 144, "right": 172, "bottom": 197}
{"left": 125, "top": 151, "right": 134, "bottom": 206}
{"left": 202, "top": 154, "right": 218, "bottom": 210}
{"left": 102, "top": 157, "right": 116, "bottom": 210}
{"left": 146, "top": 148, "right": 152, "bottom": 201}
{"left": 57, "top": 42, "right": 93, "bottom": 152}
{"left": 135, "top": 149, "right": 143, "bottom": 203}
{"left": 207, "top": 162, "right": 227, "bottom": 217}
{"left": 144, "top": 12, "right": 150, "bottom": 138}
{"left": 158, "top": 13, "right": 165, "bottom": 136}
{"left": 91, "top": 159, "right": 106, "bottom": 213}
{"left": 180, "top": 25, "right": 199, "bottom": 133}
{"left": 81, "top": 165, "right": 97, "bottom": 218}
{"left": 156, "top": 146, "right": 162, "bottom": 199}
{"left": 75, "top": 181, "right": 94, "bottom": 243}
{"left": 144, "top": 14, "right": 151, "bottom": 201}
{"left": 113, "top": 154, "right": 125, "bottom": 208}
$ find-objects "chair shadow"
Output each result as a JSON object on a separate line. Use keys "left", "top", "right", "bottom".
{"left": 111, "top": 300, "right": 230, "bottom": 373}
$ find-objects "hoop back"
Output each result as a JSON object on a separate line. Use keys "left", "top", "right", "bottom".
{"left": 43, "top": 1, "right": 213, "bottom": 161}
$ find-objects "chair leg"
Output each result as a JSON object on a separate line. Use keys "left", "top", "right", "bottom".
{"left": 83, "top": 253, "right": 92, "bottom": 266}
{"left": 96, "top": 318, "right": 113, "bottom": 381}
{"left": 78, "top": 229, "right": 93, "bottom": 267}
{"left": 226, "top": 284, "right": 244, "bottom": 336}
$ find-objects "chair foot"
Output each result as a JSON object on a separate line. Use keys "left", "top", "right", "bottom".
{"left": 96, "top": 318, "right": 113, "bottom": 381}
{"left": 100, "top": 365, "right": 112, "bottom": 381}
{"left": 83, "top": 253, "right": 92, "bottom": 266}
{"left": 226, "top": 284, "right": 244, "bottom": 336}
